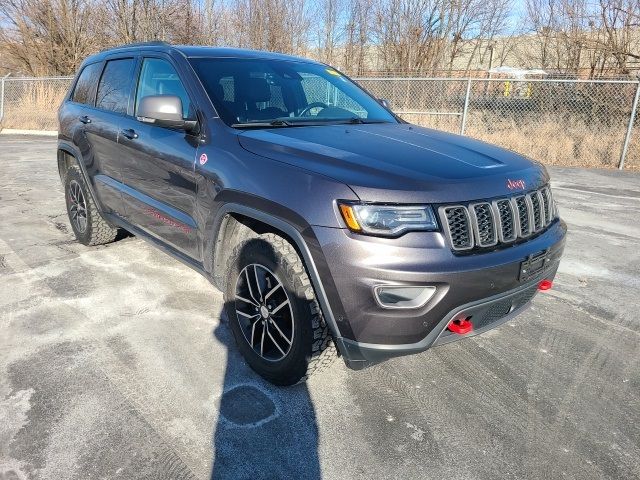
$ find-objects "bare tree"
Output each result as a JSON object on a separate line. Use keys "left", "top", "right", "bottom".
{"left": 595, "top": 0, "right": 640, "bottom": 74}
{"left": 315, "top": 0, "right": 344, "bottom": 64}
{"left": 3, "top": 0, "right": 640, "bottom": 78}
{"left": 441, "top": 0, "right": 512, "bottom": 73}
{"left": 371, "top": 0, "right": 448, "bottom": 74}
{"left": 524, "top": 0, "right": 559, "bottom": 69}
{"left": 200, "top": 0, "right": 228, "bottom": 45}
{"left": 0, "top": 0, "right": 99, "bottom": 75}
{"left": 519, "top": 0, "right": 640, "bottom": 76}
{"left": 103, "top": 0, "right": 179, "bottom": 44}
{"left": 343, "top": 0, "right": 372, "bottom": 74}
{"left": 227, "top": 0, "right": 312, "bottom": 54}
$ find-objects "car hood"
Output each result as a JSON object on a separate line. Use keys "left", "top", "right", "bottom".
{"left": 237, "top": 123, "right": 548, "bottom": 203}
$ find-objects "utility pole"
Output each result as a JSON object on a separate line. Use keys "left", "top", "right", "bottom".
{"left": 0, "top": 73, "right": 12, "bottom": 126}
{"left": 619, "top": 80, "right": 640, "bottom": 170}
{"left": 487, "top": 42, "right": 496, "bottom": 79}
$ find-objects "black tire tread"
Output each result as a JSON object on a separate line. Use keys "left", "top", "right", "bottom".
{"left": 66, "top": 166, "right": 118, "bottom": 246}
{"left": 226, "top": 232, "right": 337, "bottom": 384}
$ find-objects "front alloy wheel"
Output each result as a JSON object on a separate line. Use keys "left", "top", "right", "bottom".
{"left": 224, "top": 233, "right": 336, "bottom": 385}
{"left": 64, "top": 166, "right": 119, "bottom": 246}
{"left": 234, "top": 264, "right": 295, "bottom": 361}
{"left": 68, "top": 179, "right": 88, "bottom": 234}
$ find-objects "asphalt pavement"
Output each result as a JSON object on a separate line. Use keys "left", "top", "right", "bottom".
{"left": 1, "top": 135, "right": 639, "bottom": 480}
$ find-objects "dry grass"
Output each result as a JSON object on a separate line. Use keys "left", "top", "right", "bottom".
{"left": 1, "top": 82, "right": 67, "bottom": 131}
{"left": 402, "top": 112, "right": 640, "bottom": 171}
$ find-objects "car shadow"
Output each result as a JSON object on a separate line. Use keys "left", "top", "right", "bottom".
{"left": 210, "top": 240, "right": 322, "bottom": 479}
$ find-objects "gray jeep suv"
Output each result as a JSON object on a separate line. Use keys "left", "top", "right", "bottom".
{"left": 58, "top": 42, "right": 566, "bottom": 385}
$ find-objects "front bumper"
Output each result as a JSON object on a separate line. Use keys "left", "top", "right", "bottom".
{"left": 336, "top": 275, "right": 548, "bottom": 368}
{"left": 310, "top": 219, "right": 566, "bottom": 366}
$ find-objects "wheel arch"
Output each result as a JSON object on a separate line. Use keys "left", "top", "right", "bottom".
{"left": 57, "top": 146, "right": 77, "bottom": 183}
{"left": 57, "top": 142, "right": 106, "bottom": 215}
{"left": 208, "top": 203, "right": 344, "bottom": 346}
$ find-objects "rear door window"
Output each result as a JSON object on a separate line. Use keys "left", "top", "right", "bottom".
{"left": 71, "top": 62, "right": 102, "bottom": 105}
{"left": 135, "top": 58, "right": 192, "bottom": 119}
{"left": 96, "top": 58, "right": 136, "bottom": 114}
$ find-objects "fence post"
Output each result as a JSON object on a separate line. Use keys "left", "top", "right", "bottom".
{"left": 0, "top": 73, "right": 11, "bottom": 125}
{"left": 619, "top": 80, "right": 640, "bottom": 170}
{"left": 460, "top": 78, "right": 472, "bottom": 135}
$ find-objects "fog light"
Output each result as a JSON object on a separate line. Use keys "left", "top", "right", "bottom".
{"left": 374, "top": 285, "right": 436, "bottom": 309}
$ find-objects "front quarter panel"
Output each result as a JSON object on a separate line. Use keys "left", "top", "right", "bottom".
{"left": 193, "top": 124, "right": 359, "bottom": 339}
{"left": 194, "top": 125, "right": 358, "bottom": 232}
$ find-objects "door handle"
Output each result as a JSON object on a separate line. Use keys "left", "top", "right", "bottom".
{"left": 79, "top": 115, "right": 91, "bottom": 124}
{"left": 120, "top": 128, "right": 138, "bottom": 140}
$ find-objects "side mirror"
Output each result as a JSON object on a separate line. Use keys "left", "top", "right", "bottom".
{"left": 136, "top": 95, "right": 197, "bottom": 132}
{"left": 378, "top": 98, "right": 392, "bottom": 110}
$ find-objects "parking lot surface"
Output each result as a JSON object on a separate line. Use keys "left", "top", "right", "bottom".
{"left": 1, "top": 135, "right": 639, "bottom": 480}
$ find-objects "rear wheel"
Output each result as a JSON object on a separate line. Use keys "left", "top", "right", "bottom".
{"left": 224, "top": 233, "right": 336, "bottom": 385}
{"left": 65, "top": 166, "right": 118, "bottom": 246}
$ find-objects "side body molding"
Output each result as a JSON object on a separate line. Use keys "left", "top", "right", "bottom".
{"left": 211, "top": 203, "right": 344, "bottom": 347}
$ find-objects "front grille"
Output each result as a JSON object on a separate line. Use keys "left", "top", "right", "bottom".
{"left": 440, "top": 186, "right": 556, "bottom": 252}
{"left": 530, "top": 192, "right": 543, "bottom": 231}
{"left": 514, "top": 196, "right": 530, "bottom": 236}
{"left": 541, "top": 187, "right": 553, "bottom": 223}
{"left": 443, "top": 206, "right": 473, "bottom": 250}
{"left": 495, "top": 199, "right": 517, "bottom": 242}
{"left": 470, "top": 203, "right": 497, "bottom": 247}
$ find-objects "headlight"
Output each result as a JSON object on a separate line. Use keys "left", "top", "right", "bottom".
{"left": 338, "top": 202, "right": 438, "bottom": 237}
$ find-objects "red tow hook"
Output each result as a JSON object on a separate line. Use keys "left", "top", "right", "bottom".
{"left": 538, "top": 279, "right": 553, "bottom": 291}
{"left": 448, "top": 317, "right": 473, "bottom": 335}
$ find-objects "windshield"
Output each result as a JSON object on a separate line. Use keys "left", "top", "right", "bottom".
{"left": 189, "top": 57, "right": 397, "bottom": 127}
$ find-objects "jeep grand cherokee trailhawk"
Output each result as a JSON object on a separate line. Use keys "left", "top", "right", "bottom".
{"left": 58, "top": 42, "right": 566, "bottom": 385}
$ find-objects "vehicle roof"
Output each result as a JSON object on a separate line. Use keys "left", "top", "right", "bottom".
{"left": 84, "top": 42, "right": 320, "bottom": 65}
{"left": 175, "top": 46, "right": 317, "bottom": 63}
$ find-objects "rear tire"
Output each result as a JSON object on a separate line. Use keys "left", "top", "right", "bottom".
{"left": 224, "top": 233, "right": 336, "bottom": 386}
{"left": 64, "top": 166, "right": 118, "bottom": 246}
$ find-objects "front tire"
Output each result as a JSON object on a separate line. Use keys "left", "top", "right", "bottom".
{"left": 224, "top": 233, "right": 336, "bottom": 386}
{"left": 64, "top": 166, "right": 118, "bottom": 246}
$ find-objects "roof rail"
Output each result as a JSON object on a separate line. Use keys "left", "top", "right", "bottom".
{"left": 115, "top": 40, "right": 171, "bottom": 48}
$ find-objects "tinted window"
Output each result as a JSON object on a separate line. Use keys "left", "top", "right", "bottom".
{"left": 189, "top": 58, "right": 397, "bottom": 127}
{"left": 211, "top": 72, "right": 286, "bottom": 116}
{"left": 96, "top": 58, "right": 135, "bottom": 114}
{"left": 135, "top": 58, "right": 192, "bottom": 118}
{"left": 71, "top": 62, "right": 102, "bottom": 105}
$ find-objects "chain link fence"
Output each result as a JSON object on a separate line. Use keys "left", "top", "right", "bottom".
{"left": 0, "top": 77, "right": 72, "bottom": 131}
{"left": 1, "top": 75, "right": 639, "bottom": 169}
{"left": 359, "top": 77, "right": 640, "bottom": 170}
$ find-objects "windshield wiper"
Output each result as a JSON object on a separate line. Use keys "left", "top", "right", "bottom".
{"left": 231, "top": 119, "right": 292, "bottom": 128}
{"left": 231, "top": 117, "right": 392, "bottom": 129}
{"left": 343, "top": 117, "right": 392, "bottom": 124}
